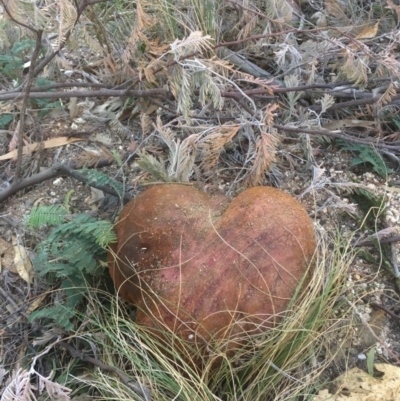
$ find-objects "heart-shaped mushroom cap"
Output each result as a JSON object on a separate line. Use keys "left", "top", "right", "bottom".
{"left": 108, "top": 185, "right": 316, "bottom": 344}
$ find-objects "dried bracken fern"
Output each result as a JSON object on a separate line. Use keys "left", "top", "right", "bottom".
{"left": 340, "top": 50, "right": 369, "bottom": 87}
{"left": 244, "top": 128, "right": 279, "bottom": 187}
{"left": 122, "top": 0, "right": 155, "bottom": 63}
{"left": 197, "top": 124, "right": 239, "bottom": 177}
{"left": 154, "top": 117, "right": 198, "bottom": 182}
{"left": 77, "top": 24, "right": 105, "bottom": 55}
{"left": 194, "top": 68, "right": 224, "bottom": 110}
{"left": 376, "top": 82, "right": 397, "bottom": 108}
{"left": 4, "top": 0, "right": 47, "bottom": 29}
{"left": 2, "top": 367, "right": 72, "bottom": 401}
{"left": 136, "top": 150, "right": 172, "bottom": 182}
{"left": 169, "top": 30, "right": 213, "bottom": 61}
{"left": 2, "top": 369, "right": 36, "bottom": 401}
{"left": 58, "top": 0, "right": 77, "bottom": 48}
{"left": 170, "top": 64, "right": 194, "bottom": 122}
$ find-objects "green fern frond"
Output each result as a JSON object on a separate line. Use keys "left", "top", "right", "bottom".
{"left": 338, "top": 141, "right": 393, "bottom": 178}
{"left": 35, "top": 213, "right": 115, "bottom": 277}
{"left": 193, "top": 69, "right": 223, "bottom": 110}
{"left": 78, "top": 168, "right": 125, "bottom": 198}
{"left": 136, "top": 150, "right": 173, "bottom": 182}
{"left": 49, "top": 214, "right": 116, "bottom": 248}
{"left": 61, "top": 275, "right": 88, "bottom": 307}
{"left": 31, "top": 210, "right": 116, "bottom": 330}
{"left": 12, "top": 39, "right": 35, "bottom": 55}
{"left": 84, "top": 219, "right": 117, "bottom": 247}
{"left": 35, "top": 261, "right": 71, "bottom": 278}
{"left": 112, "top": 149, "right": 123, "bottom": 167}
{"left": 63, "top": 190, "right": 74, "bottom": 213}
{"left": 26, "top": 205, "right": 67, "bottom": 228}
{"left": 171, "top": 65, "right": 193, "bottom": 122}
{"left": 28, "top": 304, "right": 77, "bottom": 331}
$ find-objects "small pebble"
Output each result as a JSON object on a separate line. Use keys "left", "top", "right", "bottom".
{"left": 53, "top": 178, "right": 63, "bottom": 186}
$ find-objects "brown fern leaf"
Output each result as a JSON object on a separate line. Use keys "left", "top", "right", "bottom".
{"left": 244, "top": 129, "right": 279, "bottom": 187}
{"left": 238, "top": 15, "right": 259, "bottom": 39}
{"left": 264, "top": 103, "right": 279, "bottom": 126}
{"left": 198, "top": 125, "right": 240, "bottom": 177}
{"left": 341, "top": 50, "right": 369, "bottom": 87}
{"left": 9, "top": 121, "right": 20, "bottom": 152}
{"left": 80, "top": 25, "right": 104, "bottom": 54}
{"left": 377, "top": 82, "right": 396, "bottom": 108}
{"left": 6, "top": 0, "right": 48, "bottom": 28}
{"left": 143, "top": 64, "right": 157, "bottom": 84}
{"left": 122, "top": 0, "right": 154, "bottom": 63}
{"left": 171, "top": 134, "right": 199, "bottom": 182}
{"left": 58, "top": 0, "right": 77, "bottom": 48}
{"left": 75, "top": 147, "right": 114, "bottom": 168}
{"left": 155, "top": 116, "right": 175, "bottom": 147}
{"left": 211, "top": 58, "right": 277, "bottom": 91}
{"left": 140, "top": 113, "right": 152, "bottom": 135}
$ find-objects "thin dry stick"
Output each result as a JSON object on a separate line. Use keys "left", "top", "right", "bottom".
{"left": 273, "top": 124, "right": 400, "bottom": 150}
{"left": 0, "top": 161, "right": 133, "bottom": 204}
{"left": 14, "top": 31, "right": 43, "bottom": 182}
{"left": 0, "top": 88, "right": 170, "bottom": 101}
{"left": 0, "top": 0, "right": 43, "bottom": 183}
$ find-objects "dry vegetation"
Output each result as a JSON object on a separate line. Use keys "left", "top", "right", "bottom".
{"left": 0, "top": 0, "right": 400, "bottom": 400}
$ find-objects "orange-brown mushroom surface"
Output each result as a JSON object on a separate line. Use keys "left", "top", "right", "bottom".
{"left": 108, "top": 184, "right": 316, "bottom": 345}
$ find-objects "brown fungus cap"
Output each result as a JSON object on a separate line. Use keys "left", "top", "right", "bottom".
{"left": 108, "top": 184, "right": 316, "bottom": 348}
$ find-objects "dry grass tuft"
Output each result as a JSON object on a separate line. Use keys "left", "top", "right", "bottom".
{"left": 74, "top": 228, "right": 358, "bottom": 401}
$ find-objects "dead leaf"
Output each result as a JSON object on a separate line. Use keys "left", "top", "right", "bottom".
{"left": 264, "top": 103, "right": 279, "bottom": 126}
{"left": 355, "top": 22, "right": 379, "bottom": 39}
{"left": 129, "top": 140, "right": 139, "bottom": 153}
{"left": 12, "top": 238, "right": 34, "bottom": 284}
{"left": 86, "top": 187, "right": 104, "bottom": 211}
{"left": 358, "top": 309, "right": 386, "bottom": 348}
{"left": 93, "top": 132, "right": 113, "bottom": 145}
{"left": 325, "top": 0, "right": 347, "bottom": 19}
{"left": 0, "top": 136, "right": 84, "bottom": 161}
{"left": 311, "top": 11, "right": 328, "bottom": 27}
{"left": 26, "top": 293, "right": 47, "bottom": 315}
{"left": 76, "top": 146, "right": 114, "bottom": 167}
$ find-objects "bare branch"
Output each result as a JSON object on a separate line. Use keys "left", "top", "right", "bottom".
{"left": 14, "top": 30, "right": 43, "bottom": 182}
{"left": 0, "top": 161, "right": 133, "bottom": 205}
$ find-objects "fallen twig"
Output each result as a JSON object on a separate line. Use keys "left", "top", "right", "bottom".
{"left": 370, "top": 302, "right": 400, "bottom": 321}
{"left": 273, "top": 124, "right": 400, "bottom": 151}
{"left": 0, "top": 1, "right": 44, "bottom": 183}
{"left": 0, "top": 160, "right": 133, "bottom": 205}
{"left": 353, "top": 235, "right": 400, "bottom": 248}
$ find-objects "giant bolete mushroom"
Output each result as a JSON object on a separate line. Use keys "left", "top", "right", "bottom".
{"left": 108, "top": 184, "right": 316, "bottom": 349}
